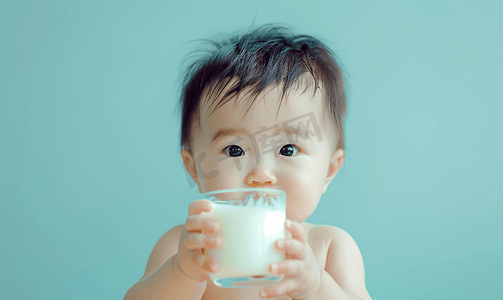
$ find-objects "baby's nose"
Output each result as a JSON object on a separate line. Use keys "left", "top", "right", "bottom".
{"left": 245, "top": 165, "right": 277, "bottom": 186}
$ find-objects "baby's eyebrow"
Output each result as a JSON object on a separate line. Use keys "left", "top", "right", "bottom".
{"left": 210, "top": 126, "right": 312, "bottom": 144}
{"left": 211, "top": 128, "right": 249, "bottom": 144}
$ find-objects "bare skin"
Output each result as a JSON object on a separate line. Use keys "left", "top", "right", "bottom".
{"left": 124, "top": 78, "right": 371, "bottom": 299}
{"left": 140, "top": 206, "right": 370, "bottom": 300}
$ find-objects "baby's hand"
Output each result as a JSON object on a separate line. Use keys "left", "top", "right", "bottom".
{"left": 259, "top": 220, "right": 322, "bottom": 299}
{"left": 175, "top": 200, "right": 223, "bottom": 282}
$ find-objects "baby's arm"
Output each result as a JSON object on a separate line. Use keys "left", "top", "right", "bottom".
{"left": 258, "top": 221, "right": 371, "bottom": 299}
{"left": 122, "top": 225, "right": 207, "bottom": 300}
{"left": 321, "top": 227, "right": 372, "bottom": 300}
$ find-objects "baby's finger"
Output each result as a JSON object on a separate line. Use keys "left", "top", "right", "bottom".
{"left": 184, "top": 233, "right": 222, "bottom": 250}
{"left": 259, "top": 277, "right": 297, "bottom": 298}
{"left": 275, "top": 238, "right": 306, "bottom": 260}
{"left": 270, "top": 259, "right": 303, "bottom": 276}
{"left": 285, "top": 220, "right": 308, "bottom": 244}
{"left": 188, "top": 199, "right": 212, "bottom": 216}
{"left": 189, "top": 250, "right": 219, "bottom": 273}
{"left": 185, "top": 214, "right": 221, "bottom": 234}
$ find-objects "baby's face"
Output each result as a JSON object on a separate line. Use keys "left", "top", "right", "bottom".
{"left": 182, "top": 81, "right": 344, "bottom": 223}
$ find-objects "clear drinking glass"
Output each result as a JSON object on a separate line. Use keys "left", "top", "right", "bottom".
{"left": 200, "top": 188, "right": 286, "bottom": 288}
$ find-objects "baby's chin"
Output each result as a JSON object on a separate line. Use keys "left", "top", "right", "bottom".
{"left": 287, "top": 203, "right": 320, "bottom": 222}
{"left": 286, "top": 211, "right": 309, "bottom": 223}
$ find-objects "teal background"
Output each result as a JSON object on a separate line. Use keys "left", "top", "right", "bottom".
{"left": 1, "top": 0, "right": 502, "bottom": 299}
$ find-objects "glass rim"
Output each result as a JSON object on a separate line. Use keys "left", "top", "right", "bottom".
{"left": 200, "top": 188, "right": 285, "bottom": 199}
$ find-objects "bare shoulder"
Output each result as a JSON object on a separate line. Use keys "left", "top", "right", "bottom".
{"left": 141, "top": 224, "right": 185, "bottom": 280}
{"left": 317, "top": 224, "right": 356, "bottom": 244}
{"left": 318, "top": 225, "right": 372, "bottom": 300}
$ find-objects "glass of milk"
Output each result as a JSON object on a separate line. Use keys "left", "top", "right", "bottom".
{"left": 200, "top": 188, "right": 286, "bottom": 288}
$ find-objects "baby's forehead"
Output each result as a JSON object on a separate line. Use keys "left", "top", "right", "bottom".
{"left": 196, "top": 83, "right": 335, "bottom": 146}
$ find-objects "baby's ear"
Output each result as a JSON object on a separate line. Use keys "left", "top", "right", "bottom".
{"left": 181, "top": 149, "right": 202, "bottom": 193}
{"left": 322, "top": 148, "right": 345, "bottom": 194}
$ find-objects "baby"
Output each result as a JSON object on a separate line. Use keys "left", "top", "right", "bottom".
{"left": 124, "top": 24, "right": 371, "bottom": 300}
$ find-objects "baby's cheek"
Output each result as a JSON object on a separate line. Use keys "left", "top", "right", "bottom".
{"left": 286, "top": 187, "right": 319, "bottom": 220}
{"left": 201, "top": 159, "right": 243, "bottom": 190}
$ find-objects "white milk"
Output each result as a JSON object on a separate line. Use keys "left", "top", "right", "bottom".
{"left": 203, "top": 199, "right": 286, "bottom": 277}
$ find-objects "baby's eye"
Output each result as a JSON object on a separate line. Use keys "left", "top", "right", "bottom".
{"left": 224, "top": 145, "right": 245, "bottom": 157}
{"left": 278, "top": 144, "right": 299, "bottom": 156}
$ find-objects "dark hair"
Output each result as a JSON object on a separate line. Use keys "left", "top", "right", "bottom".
{"left": 176, "top": 23, "right": 350, "bottom": 153}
